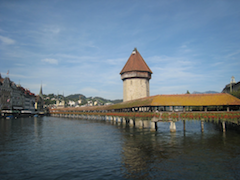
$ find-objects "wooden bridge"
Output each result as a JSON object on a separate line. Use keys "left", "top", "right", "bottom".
{"left": 50, "top": 93, "right": 240, "bottom": 132}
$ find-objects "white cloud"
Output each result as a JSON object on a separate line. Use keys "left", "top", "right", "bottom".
{"left": 106, "top": 58, "right": 126, "bottom": 65}
{"left": 0, "top": 35, "right": 15, "bottom": 45}
{"left": 225, "top": 49, "right": 240, "bottom": 58}
{"left": 80, "top": 87, "right": 99, "bottom": 95}
{"left": 41, "top": 58, "right": 58, "bottom": 65}
{"left": 43, "top": 25, "right": 61, "bottom": 34}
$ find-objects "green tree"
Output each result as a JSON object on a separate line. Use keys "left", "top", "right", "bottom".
{"left": 230, "top": 88, "right": 240, "bottom": 99}
{"left": 186, "top": 90, "right": 190, "bottom": 94}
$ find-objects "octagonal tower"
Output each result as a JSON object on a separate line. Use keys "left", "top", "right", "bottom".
{"left": 120, "top": 48, "right": 152, "bottom": 102}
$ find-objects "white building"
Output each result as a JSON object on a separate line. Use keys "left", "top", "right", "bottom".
{"left": 68, "top": 100, "right": 76, "bottom": 107}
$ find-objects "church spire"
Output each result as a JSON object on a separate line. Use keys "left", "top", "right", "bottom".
{"left": 39, "top": 83, "right": 43, "bottom": 98}
{"left": 39, "top": 84, "right": 43, "bottom": 95}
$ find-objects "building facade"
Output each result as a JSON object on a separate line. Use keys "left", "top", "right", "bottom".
{"left": 222, "top": 76, "right": 240, "bottom": 93}
{"left": 12, "top": 83, "right": 24, "bottom": 110}
{"left": 120, "top": 48, "right": 152, "bottom": 102}
{"left": 0, "top": 76, "right": 12, "bottom": 110}
{"left": 0, "top": 74, "right": 36, "bottom": 111}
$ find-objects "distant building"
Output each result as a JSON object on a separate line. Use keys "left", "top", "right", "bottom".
{"left": 68, "top": 100, "right": 76, "bottom": 107}
{"left": 105, "top": 102, "right": 113, "bottom": 105}
{"left": 0, "top": 75, "right": 12, "bottom": 110}
{"left": 12, "top": 83, "right": 25, "bottom": 110}
{"left": 56, "top": 95, "right": 65, "bottom": 108}
{"left": 35, "top": 85, "right": 44, "bottom": 111}
{"left": 222, "top": 76, "right": 240, "bottom": 93}
{"left": 23, "top": 89, "right": 35, "bottom": 111}
{"left": 0, "top": 74, "right": 35, "bottom": 111}
{"left": 120, "top": 48, "right": 152, "bottom": 102}
{"left": 78, "top": 99, "right": 82, "bottom": 104}
{"left": 87, "top": 100, "right": 93, "bottom": 106}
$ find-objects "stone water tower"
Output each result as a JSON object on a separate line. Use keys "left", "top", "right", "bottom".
{"left": 120, "top": 48, "right": 152, "bottom": 102}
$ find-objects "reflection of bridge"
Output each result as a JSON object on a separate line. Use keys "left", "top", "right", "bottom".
{"left": 50, "top": 93, "right": 240, "bottom": 132}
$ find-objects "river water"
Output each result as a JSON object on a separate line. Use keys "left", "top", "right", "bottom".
{"left": 0, "top": 116, "right": 240, "bottom": 180}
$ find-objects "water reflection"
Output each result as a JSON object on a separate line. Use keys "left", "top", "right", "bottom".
{"left": 119, "top": 121, "right": 240, "bottom": 179}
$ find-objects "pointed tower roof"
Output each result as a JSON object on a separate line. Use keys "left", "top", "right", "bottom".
{"left": 39, "top": 85, "right": 43, "bottom": 95}
{"left": 120, "top": 48, "right": 152, "bottom": 74}
{"left": 39, "top": 84, "right": 44, "bottom": 99}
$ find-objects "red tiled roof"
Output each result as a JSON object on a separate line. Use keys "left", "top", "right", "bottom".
{"left": 120, "top": 48, "right": 152, "bottom": 74}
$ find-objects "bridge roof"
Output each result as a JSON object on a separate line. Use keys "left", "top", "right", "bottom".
{"left": 107, "top": 93, "right": 240, "bottom": 110}
{"left": 151, "top": 93, "right": 240, "bottom": 106}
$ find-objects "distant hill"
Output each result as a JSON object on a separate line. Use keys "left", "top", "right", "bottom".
{"left": 44, "top": 93, "right": 123, "bottom": 106}
{"left": 66, "top": 94, "right": 86, "bottom": 100}
{"left": 65, "top": 94, "right": 123, "bottom": 104}
{"left": 192, "top": 91, "right": 219, "bottom": 94}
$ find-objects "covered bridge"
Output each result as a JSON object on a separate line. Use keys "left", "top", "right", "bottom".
{"left": 50, "top": 93, "right": 240, "bottom": 113}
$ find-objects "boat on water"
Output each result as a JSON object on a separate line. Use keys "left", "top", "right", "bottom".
{"left": 6, "top": 115, "right": 14, "bottom": 119}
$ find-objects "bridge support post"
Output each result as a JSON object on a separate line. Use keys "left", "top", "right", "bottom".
{"left": 117, "top": 117, "right": 121, "bottom": 124}
{"left": 183, "top": 106, "right": 186, "bottom": 112}
{"left": 201, "top": 120, "right": 204, "bottom": 132}
{"left": 138, "top": 120, "right": 144, "bottom": 129}
{"left": 222, "top": 121, "right": 226, "bottom": 132}
{"left": 122, "top": 117, "right": 126, "bottom": 124}
{"left": 204, "top": 106, "right": 207, "bottom": 112}
{"left": 150, "top": 122, "right": 157, "bottom": 132}
{"left": 183, "top": 120, "right": 186, "bottom": 131}
{"left": 129, "top": 119, "right": 135, "bottom": 127}
{"left": 170, "top": 121, "right": 176, "bottom": 132}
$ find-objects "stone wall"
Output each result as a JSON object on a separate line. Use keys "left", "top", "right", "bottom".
{"left": 123, "top": 78, "right": 149, "bottom": 102}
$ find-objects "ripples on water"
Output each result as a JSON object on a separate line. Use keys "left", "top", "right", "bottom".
{"left": 0, "top": 116, "right": 240, "bottom": 180}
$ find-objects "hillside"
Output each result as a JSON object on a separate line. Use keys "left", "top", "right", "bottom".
{"left": 66, "top": 94, "right": 86, "bottom": 100}
{"left": 44, "top": 93, "right": 123, "bottom": 106}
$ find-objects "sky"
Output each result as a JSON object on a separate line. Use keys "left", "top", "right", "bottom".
{"left": 0, "top": 0, "right": 240, "bottom": 100}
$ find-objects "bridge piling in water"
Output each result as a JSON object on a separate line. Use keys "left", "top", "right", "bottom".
{"left": 222, "top": 121, "right": 226, "bottom": 132}
{"left": 201, "top": 121, "right": 204, "bottom": 132}
{"left": 183, "top": 120, "right": 186, "bottom": 131}
{"left": 150, "top": 122, "right": 157, "bottom": 132}
{"left": 170, "top": 121, "right": 176, "bottom": 132}
{"left": 129, "top": 119, "right": 135, "bottom": 127}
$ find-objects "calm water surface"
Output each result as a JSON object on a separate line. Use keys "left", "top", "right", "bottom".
{"left": 0, "top": 116, "right": 240, "bottom": 180}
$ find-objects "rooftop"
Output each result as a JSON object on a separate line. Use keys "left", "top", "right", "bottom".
{"left": 120, "top": 48, "right": 152, "bottom": 74}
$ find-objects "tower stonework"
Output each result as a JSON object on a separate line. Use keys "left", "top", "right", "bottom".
{"left": 120, "top": 48, "right": 152, "bottom": 102}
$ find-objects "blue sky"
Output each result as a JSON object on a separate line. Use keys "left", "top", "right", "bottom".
{"left": 0, "top": 0, "right": 240, "bottom": 100}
